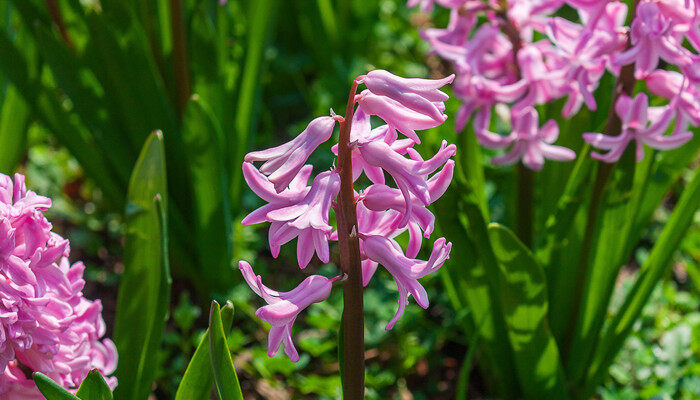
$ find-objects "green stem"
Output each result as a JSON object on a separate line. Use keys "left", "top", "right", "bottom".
{"left": 169, "top": 0, "right": 190, "bottom": 118}
{"left": 44, "top": 0, "right": 73, "bottom": 48}
{"left": 336, "top": 79, "right": 364, "bottom": 399}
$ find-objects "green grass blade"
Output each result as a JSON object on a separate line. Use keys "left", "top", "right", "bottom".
{"left": 182, "top": 94, "right": 233, "bottom": 292}
{"left": 229, "top": 0, "right": 277, "bottom": 210}
{"left": 175, "top": 304, "right": 235, "bottom": 400}
{"left": 208, "top": 301, "right": 244, "bottom": 400}
{"left": 33, "top": 373, "right": 80, "bottom": 400}
{"left": 113, "top": 131, "right": 170, "bottom": 400}
{"left": 488, "top": 223, "right": 569, "bottom": 400}
{"left": 582, "top": 165, "right": 700, "bottom": 399}
{"left": 0, "top": 84, "right": 29, "bottom": 174}
{"left": 76, "top": 370, "right": 114, "bottom": 400}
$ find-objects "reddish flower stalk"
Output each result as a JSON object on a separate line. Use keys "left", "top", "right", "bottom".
{"left": 335, "top": 79, "right": 365, "bottom": 399}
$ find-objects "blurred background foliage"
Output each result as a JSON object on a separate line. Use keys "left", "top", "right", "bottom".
{"left": 0, "top": 0, "right": 697, "bottom": 398}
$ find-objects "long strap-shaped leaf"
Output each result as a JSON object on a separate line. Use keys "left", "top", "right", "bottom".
{"left": 0, "top": 84, "right": 29, "bottom": 174}
{"left": 113, "top": 131, "right": 171, "bottom": 400}
{"left": 435, "top": 184, "right": 520, "bottom": 398}
{"left": 581, "top": 166, "right": 700, "bottom": 399}
{"left": 488, "top": 223, "right": 569, "bottom": 400}
{"left": 175, "top": 303, "right": 235, "bottom": 400}
{"left": 209, "top": 301, "right": 245, "bottom": 400}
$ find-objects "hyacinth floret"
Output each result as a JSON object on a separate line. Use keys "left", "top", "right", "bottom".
{"left": 0, "top": 173, "right": 117, "bottom": 398}
{"left": 239, "top": 70, "right": 455, "bottom": 361}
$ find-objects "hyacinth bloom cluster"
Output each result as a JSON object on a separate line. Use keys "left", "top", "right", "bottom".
{"left": 240, "top": 70, "right": 456, "bottom": 361}
{"left": 0, "top": 173, "right": 117, "bottom": 398}
{"left": 414, "top": 0, "right": 698, "bottom": 168}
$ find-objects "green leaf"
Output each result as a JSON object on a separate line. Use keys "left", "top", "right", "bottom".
{"left": 488, "top": 223, "right": 569, "bottom": 400}
{"left": 0, "top": 84, "right": 29, "bottom": 174}
{"left": 567, "top": 148, "right": 637, "bottom": 383}
{"left": 0, "top": 28, "right": 125, "bottom": 206}
{"left": 175, "top": 304, "right": 235, "bottom": 400}
{"left": 583, "top": 166, "right": 700, "bottom": 399}
{"left": 76, "top": 370, "right": 113, "bottom": 400}
{"left": 434, "top": 184, "right": 520, "bottom": 398}
{"left": 113, "top": 131, "right": 170, "bottom": 400}
{"left": 209, "top": 301, "right": 244, "bottom": 400}
{"left": 33, "top": 373, "right": 80, "bottom": 400}
{"left": 182, "top": 95, "right": 233, "bottom": 292}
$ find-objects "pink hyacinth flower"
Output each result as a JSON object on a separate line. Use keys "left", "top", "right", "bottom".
{"left": 0, "top": 173, "right": 116, "bottom": 397}
{"left": 245, "top": 116, "right": 336, "bottom": 193}
{"left": 614, "top": 1, "right": 693, "bottom": 79}
{"left": 356, "top": 79, "right": 451, "bottom": 144}
{"left": 362, "top": 235, "right": 451, "bottom": 330}
{"left": 583, "top": 93, "right": 693, "bottom": 162}
{"left": 359, "top": 70, "right": 454, "bottom": 122}
{"left": 266, "top": 170, "right": 340, "bottom": 268}
{"left": 513, "top": 44, "right": 566, "bottom": 112}
{"left": 490, "top": 108, "right": 576, "bottom": 170}
{"left": 331, "top": 105, "right": 413, "bottom": 184}
{"left": 645, "top": 70, "right": 700, "bottom": 132}
{"left": 239, "top": 261, "right": 339, "bottom": 362}
{"left": 358, "top": 140, "right": 456, "bottom": 226}
{"left": 240, "top": 162, "right": 311, "bottom": 225}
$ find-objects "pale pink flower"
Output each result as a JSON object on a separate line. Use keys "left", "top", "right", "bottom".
{"left": 361, "top": 235, "right": 451, "bottom": 330}
{"left": 359, "top": 70, "right": 454, "bottom": 122}
{"left": 583, "top": 93, "right": 693, "bottom": 162}
{"left": 0, "top": 173, "right": 116, "bottom": 398}
{"left": 245, "top": 116, "right": 336, "bottom": 193}
{"left": 490, "top": 108, "right": 575, "bottom": 170}
{"left": 645, "top": 70, "right": 700, "bottom": 132}
{"left": 614, "top": 1, "right": 693, "bottom": 79}
{"left": 240, "top": 162, "right": 311, "bottom": 225}
{"left": 266, "top": 171, "right": 340, "bottom": 268}
{"left": 239, "top": 261, "right": 339, "bottom": 362}
{"left": 358, "top": 140, "right": 456, "bottom": 225}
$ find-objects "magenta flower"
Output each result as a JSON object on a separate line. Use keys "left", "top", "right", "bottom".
{"left": 240, "top": 162, "right": 311, "bottom": 226}
{"left": 357, "top": 90, "right": 446, "bottom": 144}
{"left": 513, "top": 44, "right": 566, "bottom": 112}
{"left": 0, "top": 173, "right": 116, "bottom": 398}
{"left": 614, "top": 1, "right": 693, "bottom": 79}
{"left": 266, "top": 171, "right": 340, "bottom": 268}
{"left": 245, "top": 116, "right": 337, "bottom": 193}
{"left": 239, "top": 261, "right": 339, "bottom": 362}
{"left": 583, "top": 93, "right": 693, "bottom": 162}
{"left": 546, "top": 13, "right": 625, "bottom": 116}
{"left": 361, "top": 235, "right": 451, "bottom": 330}
{"left": 646, "top": 70, "right": 700, "bottom": 132}
{"left": 331, "top": 105, "right": 413, "bottom": 184}
{"left": 359, "top": 70, "right": 454, "bottom": 121}
{"left": 489, "top": 107, "right": 576, "bottom": 170}
{"left": 358, "top": 140, "right": 456, "bottom": 225}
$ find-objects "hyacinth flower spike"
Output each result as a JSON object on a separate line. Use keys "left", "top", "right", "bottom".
{"left": 362, "top": 235, "right": 451, "bottom": 330}
{"left": 584, "top": 93, "right": 693, "bottom": 162}
{"left": 245, "top": 116, "right": 337, "bottom": 193}
{"left": 239, "top": 261, "right": 341, "bottom": 362}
